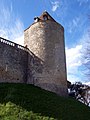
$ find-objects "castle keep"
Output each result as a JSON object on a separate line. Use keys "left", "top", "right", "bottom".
{"left": 0, "top": 12, "right": 67, "bottom": 96}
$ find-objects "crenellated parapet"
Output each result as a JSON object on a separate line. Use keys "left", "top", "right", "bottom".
{"left": 0, "top": 11, "right": 68, "bottom": 96}
{"left": 0, "top": 37, "right": 29, "bottom": 83}
{"left": 0, "top": 37, "right": 29, "bottom": 52}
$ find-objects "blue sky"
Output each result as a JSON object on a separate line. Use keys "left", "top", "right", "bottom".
{"left": 0, "top": 0, "right": 90, "bottom": 84}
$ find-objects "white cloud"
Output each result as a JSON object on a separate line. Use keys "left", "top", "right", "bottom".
{"left": 66, "top": 45, "right": 83, "bottom": 83}
{"left": 73, "top": 18, "right": 80, "bottom": 27}
{"left": 66, "top": 32, "right": 90, "bottom": 83}
{"left": 66, "top": 45, "right": 82, "bottom": 67}
{"left": 77, "top": 0, "right": 89, "bottom": 6}
{"left": 84, "top": 81, "right": 90, "bottom": 86}
{"left": 68, "top": 17, "right": 80, "bottom": 33}
{"left": 0, "top": 3, "right": 24, "bottom": 45}
{"left": 51, "top": 1, "right": 60, "bottom": 12}
{"left": 14, "top": 35, "right": 24, "bottom": 45}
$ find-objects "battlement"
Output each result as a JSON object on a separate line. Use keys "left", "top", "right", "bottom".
{"left": 0, "top": 37, "right": 28, "bottom": 52}
{"left": 0, "top": 11, "right": 68, "bottom": 96}
{"left": 0, "top": 36, "right": 29, "bottom": 83}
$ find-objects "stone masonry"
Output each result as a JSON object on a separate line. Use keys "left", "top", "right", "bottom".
{"left": 0, "top": 38, "right": 28, "bottom": 83}
{"left": 24, "top": 12, "right": 68, "bottom": 96}
{"left": 0, "top": 11, "right": 68, "bottom": 96}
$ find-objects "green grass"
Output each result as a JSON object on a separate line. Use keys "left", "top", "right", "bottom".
{"left": 0, "top": 83, "right": 90, "bottom": 120}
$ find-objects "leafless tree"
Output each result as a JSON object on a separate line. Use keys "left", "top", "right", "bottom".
{"left": 68, "top": 82, "right": 90, "bottom": 106}
{"left": 81, "top": 15, "right": 90, "bottom": 80}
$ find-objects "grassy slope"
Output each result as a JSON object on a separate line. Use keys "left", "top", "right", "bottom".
{"left": 0, "top": 83, "right": 90, "bottom": 120}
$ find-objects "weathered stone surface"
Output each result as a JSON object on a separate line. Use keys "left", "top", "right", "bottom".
{"left": 0, "top": 41, "right": 28, "bottom": 83}
{"left": 35, "top": 83, "right": 67, "bottom": 96}
{"left": 0, "top": 12, "right": 68, "bottom": 96}
{"left": 24, "top": 12, "right": 68, "bottom": 96}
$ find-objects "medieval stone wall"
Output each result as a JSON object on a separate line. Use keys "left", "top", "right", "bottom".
{"left": 0, "top": 12, "right": 68, "bottom": 96}
{"left": 0, "top": 38, "right": 28, "bottom": 83}
{"left": 24, "top": 20, "right": 67, "bottom": 96}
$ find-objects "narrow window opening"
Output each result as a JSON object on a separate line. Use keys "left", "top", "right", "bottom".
{"left": 43, "top": 15, "right": 48, "bottom": 21}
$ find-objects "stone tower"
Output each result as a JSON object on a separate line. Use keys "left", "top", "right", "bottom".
{"left": 24, "top": 11, "right": 67, "bottom": 96}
